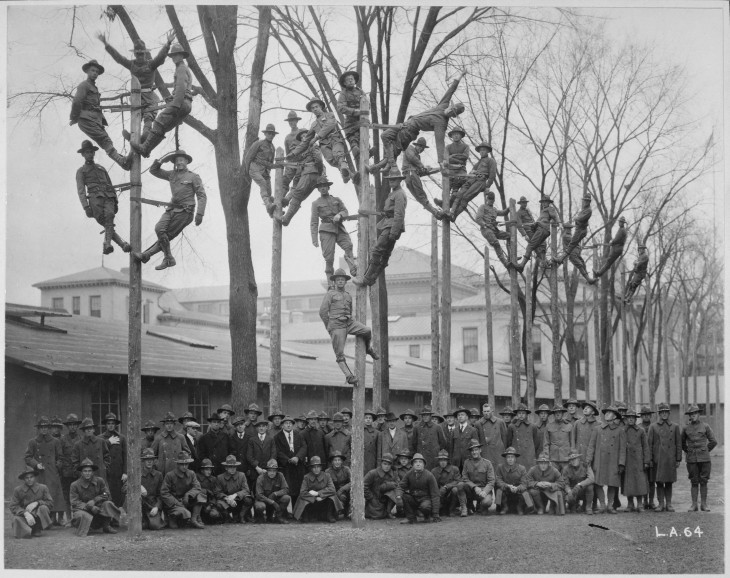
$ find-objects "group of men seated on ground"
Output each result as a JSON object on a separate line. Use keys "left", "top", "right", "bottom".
{"left": 11, "top": 398, "right": 716, "bottom": 536}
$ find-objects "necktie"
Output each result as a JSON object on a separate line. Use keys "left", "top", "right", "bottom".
{"left": 288, "top": 433, "right": 294, "bottom": 452}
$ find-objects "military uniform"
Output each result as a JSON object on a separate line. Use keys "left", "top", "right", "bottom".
{"left": 60, "top": 426, "right": 81, "bottom": 519}
{"left": 69, "top": 466, "right": 121, "bottom": 536}
{"left": 198, "top": 428, "right": 231, "bottom": 477}
{"left": 517, "top": 200, "right": 561, "bottom": 270}
{"left": 475, "top": 200, "right": 511, "bottom": 268}
{"left": 624, "top": 250, "right": 649, "bottom": 302}
{"left": 140, "top": 455, "right": 165, "bottom": 530}
{"left": 449, "top": 421, "right": 480, "bottom": 469}
{"left": 624, "top": 423, "right": 650, "bottom": 498}
{"left": 559, "top": 199, "right": 592, "bottom": 258}
{"left": 377, "top": 427, "right": 409, "bottom": 463}
{"left": 526, "top": 461, "right": 565, "bottom": 515}
{"left": 25, "top": 431, "right": 66, "bottom": 515}
{"left": 293, "top": 468, "right": 342, "bottom": 521}
{"left": 244, "top": 136, "right": 277, "bottom": 209}
{"left": 648, "top": 411, "right": 681, "bottom": 511}
{"left": 326, "top": 463, "right": 352, "bottom": 513}
{"left": 363, "top": 464, "right": 399, "bottom": 519}
{"left": 445, "top": 138, "right": 470, "bottom": 192}
{"left": 594, "top": 223, "right": 627, "bottom": 277}
{"left": 682, "top": 415, "right": 716, "bottom": 510}
{"left": 254, "top": 465, "right": 291, "bottom": 522}
{"left": 303, "top": 424, "right": 327, "bottom": 466}
{"left": 477, "top": 415, "right": 508, "bottom": 468}
{"left": 336, "top": 80, "right": 367, "bottom": 163}
{"left": 324, "top": 429, "right": 352, "bottom": 466}
{"left": 506, "top": 419, "right": 542, "bottom": 469}
{"left": 571, "top": 415, "right": 600, "bottom": 465}
{"left": 304, "top": 105, "right": 349, "bottom": 181}
{"left": 161, "top": 464, "right": 205, "bottom": 527}
{"left": 151, "top": 430, "right": 188, "bottom": 475}
{"left": 586, "top": 410, "right": 626, "bottom": 512}
{"left": 397, "top": 466, "right": 441, "bottom": 522}
{"left": 459, "top": 454, "right": 496, "bottom": 513}
{"left": 280, "top": 133, "right": 325, "bottom": 225}
{"left": 100, "top": 426, "right": 127, "bottom": 508}
{"left": 560, "top": 225, "right": 593, "bottom": 282}
{"left": 431, "top": 454, "right": 463, "bottom": 516}
{"left": 401, "top": 141, "right": 441, "bottom": 217}
{"left": 215, "top": 467, "right": 254, "bottom": 523}
{"left": 450, "top": 154, "right": 498, "bottom": 219}
{"left": 196, "top": 469, "right": 223, "bottom": 524}
{"left": 72, "top": 434, "right": 111, "bottom": 483}
{"left": 9, "top": 474, "right": 53, "bottom": 539}
{"left": 310, "top": 191, "right": 356, "bottom": 281}
{"left": 414, "top": 419, "right": 446, "bottom": 471}
{"left": 363, "top": 420, "right": 379, "bottom": 475}
{"left": 495, "top": 461, "right": 532, "bottom": 514}
{"left": 545, "top": 417, "right": 573, "bottom": 469}
{"left": 561, "top": 461, "right": 594, "bottom": 513}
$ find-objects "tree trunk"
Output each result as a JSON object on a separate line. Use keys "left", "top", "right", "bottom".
{"left": 485, "top": 245, "right": 495, "bottom": 404}
{"left": 438, "top": 150, "right": 452, "bottom": 415}
{"left": 563, "top": 264, "right": 577, "bottom": 399}
{"left": 508, "top": 200, "right": 521, "bottom": 407}
{"left": 550, "top": 224, "right": 561, "bottom": 403}
{"left": 431, "top": 218, "right": 440, "bottom": 407}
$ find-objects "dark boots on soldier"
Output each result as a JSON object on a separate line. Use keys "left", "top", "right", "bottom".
{"left": 700, "top": 484, "right": 710, "bottom": 511}
{"left": 344, "top": 253, "right": 358, "bottom": 277}
{"left": 688, "top": 484, "right": 699, "bottom": 511}
{"left": 664, "top": 484, "right": 675, "bottom": 512}
{"left": 491, "top": 243, "right": 513, "bottom": 270}
{"left": 189, "top": 505, "right": 205, "bottom": 528}
{"left": 353, "top": 257, "right": 381, "bottom": 287}
{"left": 155, "top": 235, "right": 176, "bottom": 270}
{"left": 103, "top": 226, "right": 114, "bottom": 255}
{"left": 112, "top": 232, "right": 131, "bottom": 252}
{"left": 104, "top": 146, "right": 132, "bottom": 171}
{"left": 130, "top": 129, "right": 165, "bottom": 159}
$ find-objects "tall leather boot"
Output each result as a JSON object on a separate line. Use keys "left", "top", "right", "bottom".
{"left": 700, "top": 484, "right": 710, "bottom": 511}
{"left": 491, "top": 243, "right": 512, "bottom": 269}
{"left": 458, "top": 489, "right": 468, "bottom": 517}
{"left": 336, "top": 360, "right": 358, "bottom": 385}
{"left": 339, "top": 161, "right": 351, "bottom": 184}
{"left": 133, "top": 241, "right": 160, "bottom": 264}
{"left": 280, "top": 200, "right": 301, "bottom": 226}
{"left": 263, "top": 195, "right": 276, "bottom": 217}
{"left": 112, "top": 232, "right": 131, "bottom": 252}
{"left": 344, "top": 253, "right": 358, "bottom": 277}
{"left": 688, "top": 484, "right": 699, "bottom": 511}
{"left": 532, "top": 492, "right": 545, "bottom": 515}
{"left": 353, "top": 258, "right": 380, "bottom": 287}
{"left": 189, "top": 505, "right": 205, "bottom": 528}
{"left": 665, "top": 484, "right": 675, "bottom": 512}
{"left": 105, "top": 146, "right": 132, "bottom": 170}
{"left": 103, "top": 226, "right": 114, "bottom": 255}
{"left": 655, "top": 485, "right": 665, "bottom": 512}
{"left": 130, "top": 129, "right": 165, "bottom": 159}
{"left": 556, "top": 493, "right": 565, "bottom": 516}
{"left": 155, "top": 235, "right": 176, "bottom": 271}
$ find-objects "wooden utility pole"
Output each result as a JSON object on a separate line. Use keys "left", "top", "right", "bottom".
{"left": 582, "top": 284, "right": 590, "bottom": 403}
{"left": 525, "top": 262, "right": 535, "bottom": 414}
{"left": 484, "top": 245, "right": 495, "bottom": 405}
{"left": 593, "top": 247, "right": 603, "bottom": 409}
{"left": 704, "top": 335, "right": 710, "bottom": 418}
{"left": 438, "top": 151, "right": 451, "bottom": 416}
{"left": 713, "top": 330, "right": 721, "bottom": 443}
{"left": 550, "top": 223, "right": 561, "bottom": 404}
{"left": 126, "top": 76, "right": 142, "bottom": 538}
{"left": 351, "top": 95, "right": 370, "bottom": 528}
{"left": 431, "top": 217, "right": 440, "bottom": 405}
{"left": 508, "top": 199, "right": 520, "bottom": 407}
{"left": 620, "top": 262, "right": 628, "bottom": 402}
{"left": 370, "top": 199, "right": 382, "bottom": 410}
{"left": 269, "top": 150, "right": 284, "bottom": 412}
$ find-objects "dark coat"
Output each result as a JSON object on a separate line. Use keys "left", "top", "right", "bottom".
{"left": 414, "top": 421, "right": 446, "bottom": 470}
{"left": 324, "top": 429, "right": 352, "bottom": 465}
{"left": 151, "top": 430, "right": 188, "bottom": 476}
{"left": 648, "top": 420, "right": 681, "bottom": 483}
{"left": 495, "top": 463, "right": 528, "bottom": 492}
{"left": 571, "top": 417, "right": 600, "bottom": 465}
{"left": 292, "top": 471, "right": 341, "bottom": 519}
{"left": 363, "top": 466, "right": 399, "bottom": 519}
{"left": 400, "top": 425, "right": 419, "bottom": 455}
{"left": 506, "top": 419, "right": 542, "bottom": 469}
{"left": 183, "top": 432, "right": 199, "bottom": 472}
{"left": 477, "top": 416, "right": 507, "bottom": 467}
{"left": 60, "top": 432, "right": 81, "bottom": 479}
{"left": 681, "top": 421, "right": 717, "bottom": 463}
{"left": 363, "top": 425, "right": 379, "bottom": 474}
{"left": 275, "top": 429, "right": 307, "bottom": 497}
{"left": 450, "top": 423, "right": 479, "bottom": 468}
{"left": 302, "top": 426, "right": 327, "bottom": 464}
{"left": 228, "top": 432, "right": 252, "bottom": 475}
{"left": 100, "top": 430, "right": 127, "bottom": 507}
{"left": 624, "top": 424, "right": 649, "bottom": 496}
{"left": 25, "top": 434, "right": 65, "bottom": 511}
{"left": 377, "top": 428, "right": 408, "bottom": 462}
{"left": 545, "top": 419, "right": 573, "bottom": 464}
{"left": 396, "top": 469, "right": 440, "bottom": 516}
{"left": 246, "top": 433, "right": 277, "bottom": 471}
{"left": 197, "top": 430, "right": 231, "bottom": 476}
{"left": 72, "top": 435, "right": 111, "bottom": 482}
{"left": 587, "top": 421, "right": 626, "bottom": 487}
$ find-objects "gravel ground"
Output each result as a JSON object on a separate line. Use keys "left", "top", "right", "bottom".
{"left": 6, "top": 456, "right": 723, "bottom": 573}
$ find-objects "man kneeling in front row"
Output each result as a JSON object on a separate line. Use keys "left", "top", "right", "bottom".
{"left": 70, "top": 458, "right": 121, "bottom": 536}
{"left": 9, "top": 466, "right": 54, "bottom": 539}
{"left": 160, "top": 451, "right": 205, "bottom": 529}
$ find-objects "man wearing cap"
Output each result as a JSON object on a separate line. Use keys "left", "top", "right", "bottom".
{"left": 178, "top": 412, "right": 201, "bottom": 439}
{"left": 303, "top": 409, "right": 328, "bottom": 466}
{"left": 638, "top": 406, "right": 656, "bottom": 509}
{"left": 310, "top": 176, "right": 357, "bottom": 284}
{"left": 495, "top": 447, "right": 533, "bottom": 515}
{"left": 254, "top": 459, "right": 290, "bottom": 524}
{"left": 229, "top": 415, "right": 252, "bottom": 477}
{"left": 371, "top": 407, "right": 385, "bottom": 432}
{"left": 353, "top": 168, "right": 408, "bottom": 287}
{"left": 594, "top": 216, "right": 628, "bottom": 278}
{"left": 72, "top": 418, "right": 111, "bottom": 483}
{"left": 141, "top": 420, "right": 160, "bottom": 451}
{"left": 648, "top": 403, "right": 681, "bottom": 512}
{"left": 278, "top": 128, "right": 326, "bottom": 226}
{"left": 25, "top": 416, "right": 65, "bottom": 526}
{"left": 364, "top": 453, "right": 400, "bottom": 519}
{"left": 526, "top": 452, "right": 565, "bottom": 515}
{"left": 622, "top": 409, "right": 650, "bottom": 512}
{"left": 243, "top": 403, "right": 264, "bottom": 437}
{"left": 336, "top": 70, "right": 367, "bottom": 167}
{"left": 181, "top": 421, "right": 200, "bottom": 471}
{"left": 468, "top": 408, "right": 481, "bottom": 431}
{"left": 326, "top": 450, "right": 352, "bottom": 518}
{"left": 198, "top": 414, "right": 231, "bottom": 477}
{"left": 377, "top": 412, "right": 409, "bottom": 462}
{"left": 476, "top": 402, "right": 507, "bottom": 468}
{"left": 60, "top": 414, "right": 82, "bottom": 524}
{"left": 458, "top": 439, "right": 495, "bottom": 515}
{"left": 370, "top": 71, "right": 466, "bottom": 173}
{"left": 534, "top": 404, "right": 550, "bottom": 455}
{"left": 317, "top": 411, "right": 332, "bottom": 434}
{"left": 160, "top": 451, "right": 205, "bottom": 529}
{"left": 298, "top": 98, "right": 351, "bottom": 184}
{"left": 564, "top": 398, "right": 581, "bottom": 424}
{"left": 70, "top": 458, "right": 121, "bottom": 535}
{"left": 500, "top": 406, "right": 515, "bottom": 427}
{"left": 586, "top": 405, "right": 626, "bottom": 514}
{"left": 293, "top": 456, "right": 342, "bottom": 523}
{"left": 554, "top": 192, "right": 593, "bottom": 262}
{"left": 506, "top": 404, "right": 541, "bottom": 470}
{"left": 623, "top": 245, "right": 649, "bottom": 303}
{"left": 682, "top": 405, "right": 716, "bottom": 512}
{"left": 269, "top": 409, "right": 285, "bottom": 436}
{"left": 572, "top": 401, "right": 601, "bottom": 467}
{"left": 447, "top": 142, "right": 498, "bottom": 222}
{"left": 399, "top": 409, "right": 420, "bottom": 454}
{"left": 545, "top": 404, "right": 573, "bottom": 470}
{"left": 140, "top": 448, "right": 165, "bottom": 530}
{"left": 196, "top": 458, "right": 223, "bottom": 525}
{"left": 515, "top": 195, "right": 535, "bottom": 237}
{"left": 76, "top": 140, "right": 132, "bottom": 255}
{"left": 243, "top": 123, "right": 280, "bottom": 216}
{"left": 276, "top": 416, "right": 308, "bottom": 510}
{"left": 445, "top": 125, "right": 470, "bottom": 193}
{"left": 215, "top": 455, "right": 254, "bottom": 523}
{"left": 414, "top": 405, "right": 446, "bottom": 471}
{"left": 431, "top": 449, "right": 463, "bottom": 516}
{"left": 247, "top": 417, "right": 277, "bottom": 487}
{"left": 561, "top": 451, "right": 594, "bottom": 514}
{"left": 132, "top": 149, "right": 206, "bottom": 270}
{"left": 217, "top": 404, "right": 236, "bottom": 437}
{"left": 130, "top": 42, "right": 194, "bottom": 158}
{"left": 401, "top": 136, "right": 444, "bottom": 219}
{"left": 515, "top": 196, "right": 562, "bottom": 272}
{"left": 556, "top": 221, "right": 597, "bottom": 283}
{"left": 9, "top": 466, "right": 53, "bottom": 539}
{"left": 99, "top": 412, "right": 127, "bottom": 509}
{"left": 324, "top": 412, "right": 352, "bottom": 468}
{"left": 282, "top": 110, "right": 303, "bottom": 191}
{"left": 397, "top": 453, "right": 441, "bottom": 523}
{"left": 70, "top": 58, "right": 131, "bottom": 169}
{"left": 339, "top": 407, "right": 354, "bottom": 435}
{"left": 151, "top": 412, "right": 188, "bottom": 475}
{"left": 394, "top": 449, "right": 414, "bottom": 488}
{"left": 473, "top": 190, "right": 513, "bottom": 269}
{"left": 98, "top": 30, "right": 175, "bottom": 141}
{"left": 320, "top": 269, "right": 378, "bottom": 383}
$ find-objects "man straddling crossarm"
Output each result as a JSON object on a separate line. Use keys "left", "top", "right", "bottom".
{"left": 458, "top": 438, "right": 496, "bottom": 516}
{"left": 401, "top": 137, "right": 445, "bottom": 219}
{"left": 70, "top": 458, "right": 121, "bottom": 536}
{"left": 243, "top": 124, "right": 279, "bottom": 217}
{"left": 363, "top": 453, "right": 400, "bottom": 519}
{"left": 326, "top": 450, "right": 352, "bottom": 518}
{"left": 76, "top": 140, "right": 131, "bottom": 255}
{"left": 495, "top": 446, "right": 534, "bottom": 515}
{"left": 133, "top": 149, "right": 206, "bottom": 270}
{"left": 98, "top": 31, "right": 175, "bottom": 142}
{"left": 515, "top": 196, "right": 561, "bottom": 272}
{"left": 160, "top": 450, "right": 205, "bottom": 529}
{"left": 446, "top": 141, "right": 498, "bottom": 222}
{"left": 282, "top": 111, "right": 303, "bottom": 192}
{"left": 336, "top": 70, "right": 367, "bottom": 169}
{"left": 370, "top": 71, "right": 466, "bottom": 174}
{"left": 353, "top": 168, "right": 408, "bottom": 287}
{"left": 624, "top": 245, "right": 649, "bottom": 304}
{"left": 557, "top": 223, "right": 596, "bottom": 284}
{"left": 397, "top": 453, "right": 441, "bottom": 524}
{"left": 254, "top": 459, "right": 290, "bottom": 524}
{"left": 648, "top": 403, "right": 681, "bottom": 512}
{"left": 215, "top": 455, "right": 254, "bottom": 523}
{"left": 320, "top": 269, "right": 379, "bottom": 384}
{"left": 561, "top": 451, "right": 594, "bottom": 514}
{"left": 682, "top": 404, "right": 717, "bottom": 512}
{"left": 299, "top": 98, "right": 351, "bottom": 184}
{"left": 139, "top": 448, "right": 165, "bottom": 530}
{"left": 594, "top": 216, "right": 628, "bottom": 278}
{"left": 554, "top": 193, "right": 592, "bottom": 264}
{"left": 311, "top": 176, "right": 357, "bottom": 284}
{"left": 278, "top": 129, "right": 326, "bottom": 225}
{"left": 526, "top": 452, "right": 566, "bottom": 515}
{"left": 475, "top": 190, "right": 513, "bottom": 270}
{"left": 131, "top": 43, "right": 193, "bottom": 158}
{"left": 9, "top": 466, "right": 53, "bottom": 539}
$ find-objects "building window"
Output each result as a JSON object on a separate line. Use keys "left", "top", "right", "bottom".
{"left": 72, "top": 296, "right": 81, "bottom": 315}
{"left": 52, "top": 297, "right": 64, "bottom": 310}
{"left": 198, "top": 303, "right": 215, "bottom": 314}
{"left": 89, "top": 295, "right": 102, "bottom": 318}
{"left": 287, "top": 298, "right": 303, "bottom": 310}
{"left": 323, "top": 388, "right": 339, "bottom": 416}
{"left": 463, "top": 327, "right": 478, "bottom": 363}
{"left": 91, "top": 380, "right": 120, "bottom": 432}
{"left": 143, "top": 301, "right": 150, "bottom": 324}
{"left": 409, "top": 344, "right": 421, "bottom": 358}
{"left": 450, "top": 395, "right": 458, "bottom": 410}
{"left": 413, "top": 393, "right": 424, "bottom": 411}
{"left": 188, "top": 385, "right": 210, "bottom": 427}
{"left": 532, "top": 327, "right": 542, "bottom": 363}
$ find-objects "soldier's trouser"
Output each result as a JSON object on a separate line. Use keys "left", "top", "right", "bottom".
{"left": 13, "top": 506, "right": 52, "bottom": 538}
{"left": 451, "top": 178, "right": 486, "bottom": 217}
{"left": 449, "top": 173, "right": 467, "bottom": 194}
{"left": 320, "top": 138, "right": 348, "bottom": 171}
{"left": 301, "top": 499, "right": 333, "bottom": 521}
{"left": 381, "top": 126, "right": 418, "bottom": 167}
{"left": 77, "top": 117, "right": 114, "bottom": 152}
{"left": 153, "top": 99, "right": 192, "bottom": 135}
{"left": 564, "top": 224, "right": 588, "bottom": 256}
{"left": 566, "top": 484, "right": 593, "bottom": 510}
{"left": 625, "top": 274, "right": 645, "bottom": 300}
{"left": 595, "top": 246, "right": 623, "bottom": 277}
{"left": 528, "top": 488, "right": 562, "bottom": 512}
{"left": 461, "top": 484, "right": 493, "bottom": 510}
{"left": 336, "top": 489, "right": 350, "bottom": 511}
{"left": 282, "top": 173, "right": 320, "bottom": 225}
{"left": 250, "top": 162, "right": 272, "bottom": 202}
{"left": 142, "top": 506, "right": 166, "bottom": 530}
{"left": 568, "top": 251, "right": 591, "bottom": 279}
{"left": 405, "top": 173, "right": 435, "bottom": 212}
{"left": 72, "top": 502, "right": 121, "bottom": 536}
{"left": 403, "top": 494, "right": 435, "bottom": 521}
{"left": 343, "top": 124, "right": 360, "bottom": 162}
{"left": 141, "top": 91, "right": 158, "bottom": 137}
{"left": 370, "top": 229, "right": 400, "bottom": 271}
{"left": 320, "top": 230, "right": 355, "bottom": 280}
{"left": 254, "top": 495, "right": 291, "bottom": 519}
{"left": 90, "top": 194, "right": 118, "bottom": 228}
{"left": 687, "top": 461, "right": 711, "bottom": 484}
{"left": 282, "top": 166, "right": 299, "bottom": 192}
{"left": 438, "top": 486, "right": 463, "bottom": 514}
{"left": 62, "top": 476, "right": 75, "bottom": 518}
{"left": 217, "top": 496, "right": 254, "bottom": 520}
{"left": 481, "top": 227, "right": 511, "bottom": 246}
{"left": 143, "top": 208, "right": 194, "bottom": 257}
{"left": 330, "top": 320, "right": 372, "bottom": 362}
{"left": 524, "top": 224, "right": 551, "bottom": 261}
{"left": 496, "top": 488, "right": 534, "bottom": 511}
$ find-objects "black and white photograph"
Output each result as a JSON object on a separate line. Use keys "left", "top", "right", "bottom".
{"left": 3, "top": 1, "right": 726, "bottom": 573}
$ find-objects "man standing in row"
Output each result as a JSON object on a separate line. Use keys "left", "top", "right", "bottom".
{"left": 682, "top": 405, "right": 716, "bottom": 512}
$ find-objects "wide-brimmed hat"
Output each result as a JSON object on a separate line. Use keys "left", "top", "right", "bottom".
{"left": 130, "top": 38, "right": 149, "bottom": 54}
{"left": 419, "top": 405, "right": 434, "bottom": 415}
{"left": 281, "top": 415, "right": 295, "bottom": 424}
{"left": 518, "top": 196, "right": 529, "bottom": 204}
{"left": 364, "top": 408, "right": 377, "bottom": 419}
{"left": 566, "top": 398, "right": 579, "bottom": 406}
{"left": 567, "top": 450, "right": 582, "bottom": 461}
{"left": 306, "top": 98, "right": 326, "bottom": 112}
{"left": 200, "top": 459, "right": 214, "bottom": 469}
{"left": 305, "top": 410, "right": 318, "bottom": 420}
{"left": 623, "top": 409, "right": 639, "bottom": 418}
{"left": 254, "top": 417, "right": 269, "bottom": 428}
{"left": 380, "top": 453, "right": 394, "bottom": 464}
{"left": 64, "top": 413, "right": 83, "bottom": 426}
{"left": 468, "top": 438, "right": 483, "bottom": 450}
{"left": 384, "top": 412, "right": 398, "bottom": 421}
{"left": 414, "top": 137, "right": 429, "bottom": 149}
{"left": 103, "top": 412, "right": 121, "bottom": 425}
{"left": 141, "top": 420, "right": 160, "bottom": 432}
{"left": 268, "top": 409, "right": 285, "bottom": 421}
{"left": 384, "top": 168, "right": 405, "bottom": 181}
{"left": 615, "top": 401, "right": 628, "bottom": 411}
{"left": 207, "top": 413, "right": 223, "bottom": 423}
{"left": 141, "top": 448, "right": 156, "bottom": 460}
{"left": 77, "top": 457, "right": 98, "bottom": 472}
{"left": 452, "top": 406, "right": 470, "bottom": 418}
{"left": 639, "top": 406, "right": 655, "bottom": 415}
{"left": 329, "top": 450, "right": 345, "bottom": 461}
{"left": 412, "top": 453, "right": 426, "bottom": 463}
{"left": 50, "top": 415, "right": 64, "bottom": 427}
{"left": 396, "top": 449, "right": 412, "bottom": 459}
{"left": 339, "top": 407, "right": 353, "bottom": 417}
{"left": 469, "top": 408, "right": 480, "bottom": 417}
{"left": 536, "top": 452, "right": 551, "bottom": 463}
{"left": 79, "top": 418, "right": 95, "bottom": 430}
{"left": 475, "top": 141, "right": 492, "bottom": 152}
{"left": 431, "top": 413, "right": 445, "bottom": 424}
{"left": 160, "top": 412, "right": 177, "bottom": 423}
{"left": 501, "top": 446, "right": 520, "bottom": 458}
{"left": 77, "top": 140, "right": 99, "bottom": 154}
{"left": 515, "top": 403, "right": 531, "bottom": 415}
{"left": 329, "top": 268, "right": 350, "bottom": 282}
{"left": 619, "top": 216, "right": 627, "bottom": 224}
{"left": 175, "top": 451, "right": 194, "bottom": 464}
{"left": 35, "top": 416, "right": 51, "bottom": 428}
{"left": 319, "top": 411, "right": 330, "bottom": 420}
{"left": 232, "top": 415, "right": 247, "bottom": 426}
{"left": 316, "top": 175, "right": 334, "bottom": 189}
{"left": 18, "top": 465, "right": 38, "bottom": 480}
{"left": 685, "top": 405, "right": 701, "bottom": 415}
{"left": 602, "top": 405, "right": 619, "bottom": 417}
{"left": 309, "top": 456, "right": 323, "bottom": 467}
{"left": 222, "top": 455, "right": 241, "bottom": 467}
{"left": 563, "top": 223, "right": 574, "bottom": 229}
{"left": 332, "top": 412, "right": 345, "bottom": 422}
{"left": 375, "top": 407, "right": 387, "bottom": 416}
{"left": 168, "top": 43, "right": 189, "bottom": 58}
{"left": 168, "top": 149, "right": 192, "bottom": 163}
{"left": 582, "top": 400, "right": 599, "bottom": 414}
{"left": 499, "top": 406, "right": 515, "bottom": 416}
{"left": 437, "top": 450, "right": 450, "bottom": 460}
{"left": 294, "top": 415, "right": 307, "bottom": 423}
{"left": 399, "top": 409, "right": 417, "bottom": 420}
{"left": 285, "top": 110, "right": 302, "bottom": 121}
{"left": 262, "top": 123, "right": 278, "bottom": 135}
{"left": 295, "top": 129, "right": 311, "bottom": 142}
{"left": 339, "top": 70, "right": 360, "bottom": 87}
{"left": 178, "top": 411, "right": 195, "bottom": 424}
{"left": 217, "top": 404, "right": 236, "bottom": 416}
{"left": 266, "top": 459, "right": 279, "bottom": 469}
{"left": 536, "top": 404, "right": 551, "bottom": 413}
{"left": 447, "top": 126, "right": 466, "bottom": 138}
{"left": 246, "top": 403, "right": 263, "bottom": 416}
{"left": 657, "top": 402, "right": 670, "bottom": 413}
{"left": 82, "top": 59, "right": 105, "bottom": 74}
{"left": 550, "top": 404, "right": 566, "bottom": 414}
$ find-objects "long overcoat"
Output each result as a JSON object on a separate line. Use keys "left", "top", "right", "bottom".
{"left": 624, "top": 424, "right": 649, "bottom": 496}
{"left": 647, "top": 421, "right": 681, "bottom": 483}
{"left": 587, "top": 421, "right": 626, "bottom": 487}
{"left": 292, "top": 471, "right": 342, "bottom": 519}
{"left": 414, "top": 421, "right": 446, "bottom": 470}
{"left": 25, "top": 434, "right": 66, "bottom": 511}
{"left": 477, "top": 416, "right": 507, "bottom": 467}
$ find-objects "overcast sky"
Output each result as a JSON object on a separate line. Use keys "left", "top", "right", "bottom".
{"left": 3, "top": 2, "right": 726, "bottom": 305}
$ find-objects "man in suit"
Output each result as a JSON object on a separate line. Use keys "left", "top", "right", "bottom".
{"left": 450, "top": 407, "right": 479, "bottom": 470}
{"left": 377, "top": 412, "right": 408, "bottom": 462}
{"left": 303, "top": 409, "right": 327, "bottom": 466}
{"left": 182, "top": 421, "right": 200, "bottom": 472}
{"left": 246, "top": 417, "right": 277, "bottom": 492}
{"left": 275, "top": 416, "right": 307, "bottom": 513}
{"left": 197, "top": 414, "right": 231, "bottom": 477}
{"left": 229, "top": 415, "right": 251, "bottom": 479}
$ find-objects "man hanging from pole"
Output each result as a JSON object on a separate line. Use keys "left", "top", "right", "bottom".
{"left": 401, "top": 137, "right": 445, "bottom": 219}
{"left": 97, "top": 31, "right": 176, "bottom": 143}
{"left": 243, "top": 123, "right": 279, "bottom": 217}
{"left": 554, "top": 193, "right": 592, "bottom": 264}
{"left": 70, "top": 59, "right": 132, "bottom": 170}
{"left": 277, "top": 129, "right": 325, "bottom": 226}
{"left": 352, "top": 168, "right": 407, "bottom": 287}
{"left": 300, "top": 98, "right": 351, "bottom": 184}
{"left": 310, "top": 176, "right": 357, "bottom": 286}
{"left": 319, "top": 269, "right": 379, "bottom": 385}
{"left": 336, "top": 70, "right": 367, "bottom": 173}
{"left": 369, "top": 71, "right": 466, "bottom": 174}
{"left": 282, "top": 111, "right": 303, "bottom": 193}
{"left": 475, "top": 191, "right": 513, "bottom": 270}
{"left": 446, "top": 141, "right": 497, "bottom": 221}
{"left": 132, "top": 149, "right": 206, "bottom": 270}
{"left": 76, "top": 140, "right": 131, "bottom": 255}
{"left": 130, "top": 43, "right": 193, "bottom": 158}
{"left": 593, "top": 216, "right": 628, "bottom": 278}
{"left": 514, "top": 196, "right": 561, "bottom": 273}
{"left": 623, "top": 245, "right": 649, "bottom": 303}
{"left": 558, "top": 223, "right": 596, "bottom": 284}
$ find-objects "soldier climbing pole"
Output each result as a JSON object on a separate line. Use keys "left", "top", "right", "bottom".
{"left": 438, "top": 151, "right": 451, "bottom": 416}
{"left": 269, "top": 149, "right": 284, "bottom": 411}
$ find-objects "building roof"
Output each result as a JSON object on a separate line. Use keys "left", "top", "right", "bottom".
{"left": 280, "top": 315, "right": 435, "bottom": 343}
{"left": 171, "top": 279, "right": 328, "bottom": 304}
{"left": 375, "top": 246, "right": 482, "bottom": 288}
{"left": 33, "top": 266, "right": 168, "bottom": 292}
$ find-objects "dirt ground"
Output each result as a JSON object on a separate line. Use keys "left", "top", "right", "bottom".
{"left": 5, "top": 456, "right": 724, "bottom": 574}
